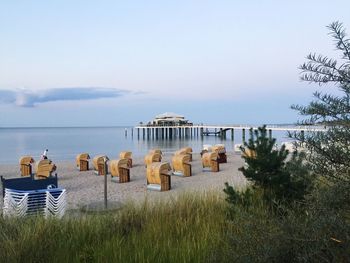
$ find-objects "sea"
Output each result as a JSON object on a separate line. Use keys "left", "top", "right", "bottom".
{"left": 0, "top": 127, "right": 293, "bottom": 164}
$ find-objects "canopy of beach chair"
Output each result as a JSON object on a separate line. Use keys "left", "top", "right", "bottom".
{"left": 110, "top": 159, "right": 129, "bottom": 177}
{"left": 36, "top": 159, "right": 57, "bottom": 179}
{"left": 144, "top": 152, "right": 162, "bottom": 166}
{"left": 172, "top": 154, "right": 191, "bottom": 171}
{"left": 75, "top": 153, "right": 90, "bottom": 166}
{"left": 19, "top": 156, "right": 35, "bottom": 165}
{"left": 147, "top": 162, "right": 171, "bottom": 185}
{"left": 202, "top": 152, "right": 218, "bottom": 168}
{"left": 92, "top": 155, "right": 109, "bottom": 170}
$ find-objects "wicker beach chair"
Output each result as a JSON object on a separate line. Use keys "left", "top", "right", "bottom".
{"left": 175, "top": 147, "right": 193, "bottom": 162}
{"left": 19, "top": 156, "right": 35, "bottom": 176}
{"left": 110, "top": 159, "right": 130, "bottom": 183}
{"left": 76, "top": 153, "right": 90, "bottom": 171}
{"left": 201, "top": 152, "right": 219, "bottom": 172}
{"left": 144, "top": 151, "right": 162, "bottom": 167}
{"left": 36, "top": 159, "right": 57, "bottom": 179}
{"left": 146, "top": 162, "right": 171, "bottom": 191}
{"left": 172, "top": 154, "right": 192, "bottom": 177}
{"left": 119, "top": 151, "right": 132, "bottom": 168}
{"left": 212, "top": 144, "right": 227, "bottom": 163}
{"left": 148, "top": 149, "right": 162, "bottom": 155}
{"left": 234, "top": 144, "right": 242, "bottom": 153}
{"left": 92, "top": 155, "right": 109, "bottom": 175}
{"left": 241, "top": 148, "right": 257, "bottom": 159}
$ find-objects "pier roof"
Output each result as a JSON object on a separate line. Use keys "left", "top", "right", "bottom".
{"left": 155, "top": 112, "right": 185, "bottom": 119}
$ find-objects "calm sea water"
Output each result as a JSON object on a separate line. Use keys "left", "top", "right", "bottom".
{"left": 0, "top": 127, "right": 292, "bottom": 164}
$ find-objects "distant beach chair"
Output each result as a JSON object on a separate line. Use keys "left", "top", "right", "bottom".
{"left": 144, "top": 150, "right": 162, "bottom": 167}
{"left": 201, "top": 144, "right": 212, "bottom": 157}
{"left": 146, "top": 162, "right": 171, "bottom": 191}
{"left": 241, "top": 147, "right": 257, "bottom": 159}
{"left": 76, "top": 153, "right": 90, "bottom": 171}
{"left": 212, "top": 144, "right": 227, "bottom": 163}
{"left": 110, "top": 159, "right": 130, "bottom": 183}
{"left": 234, "top": 144, "right": 242, "bottom": 153}
{"left": 172, "top": 154, "right": 192, "bottom": 177}
{"left": 36, "top": 159, "right": 57, "bottom": 179}
{"left": 281, "top": 141, "right": 295, "bottom": 152}
{"left": 19, "top": 156, "right": 35, "bottom": 176}
{"left": 119, "top": 151, "right": 132, "bottom": 168}
{"left": 175, "top": 147, "right": 193, "bottom": 161}
{"left": 203, "top": 144, "right": 212, "bottom": 152}
{"left": 201, "top": 152, "right": 219, "bottom": 172}
{"left": 200, "top": 149, "right": 208, "bottom": 157}
{"left": 93, "top": 155, "right": 109, "bottom": 176}
{"left": 148, "top": 149, "right": 162, "bottom": 155}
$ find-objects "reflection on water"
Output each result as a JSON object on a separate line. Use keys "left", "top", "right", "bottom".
{"left": 0, "top": 127, "right": 292, "bottom": 164}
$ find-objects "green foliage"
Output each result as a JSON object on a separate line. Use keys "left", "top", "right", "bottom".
{"left": 237, "top": 125, "right": 311, "bottom": 203}
{"left": 224, "top": 188, "right": 350, "bottom": 262}
{"left": 291, "top": 21, "right": 350, "bottom": 183}
{"left": 223, "top": 183, "right": 255, "bottom": 212}
{"left": 240, "top": 126, "right": 289, "bottom": 187}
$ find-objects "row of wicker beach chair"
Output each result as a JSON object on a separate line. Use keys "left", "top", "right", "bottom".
{"left": 20, "top": 156, "right": 57, "bottom": 179}
{"left": 17, "top": 145, "right": 228, "bottom": 193}
{"left": 73, "top": 145, "right": 228, "bottom": 192}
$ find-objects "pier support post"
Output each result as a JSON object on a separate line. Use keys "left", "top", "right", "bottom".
{"left": 231, "top": 129, "right": 234, "bottom": 140}
{"left": 142, "top": 128, "right": 145, "bottom": 139}
{"left": 301, "top": 130, "right": 305, "bottom": 142}
{"left": 250, "top": 128, "right": 254, "bottom": 141}
{"left": 137, "top": 128, "right": 140, "bottom": 139}
{"left": 242, "top": 128, "right": 246, "bottom": 143}
{"left": 269, "top": 129, "right": 272, "bottom": 139}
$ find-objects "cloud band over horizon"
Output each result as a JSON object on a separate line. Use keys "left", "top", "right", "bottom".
{"left": 0, "top": 87, "right": 129, "bottom": 107}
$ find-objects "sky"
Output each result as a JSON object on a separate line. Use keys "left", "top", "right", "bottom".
{"left": 0, "top": 0, "right": 349, "bottom": 127}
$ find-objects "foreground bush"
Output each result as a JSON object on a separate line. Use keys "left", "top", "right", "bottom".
{"left": 224, "top": 186, "right": 349, "bottom": 262}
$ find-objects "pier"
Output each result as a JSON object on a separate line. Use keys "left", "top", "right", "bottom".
{"left": 132, "top": 124, "right": 326, "bottom": 141}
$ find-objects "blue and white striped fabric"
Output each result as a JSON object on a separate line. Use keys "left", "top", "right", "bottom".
{"left": 3, "top": 188, "right": 66, "bottom": 218}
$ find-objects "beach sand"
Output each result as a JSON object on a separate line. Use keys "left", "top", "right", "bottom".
{"left": 0, "top": 152, "right": 247, "bottom": 210}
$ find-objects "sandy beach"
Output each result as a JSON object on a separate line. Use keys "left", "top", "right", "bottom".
{"left": 0, "top": 152, "right": 247, "bottom": 210}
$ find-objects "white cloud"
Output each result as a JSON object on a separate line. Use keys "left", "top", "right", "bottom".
{"left": 0, "top": 87, "right": 129, "bottom": 107}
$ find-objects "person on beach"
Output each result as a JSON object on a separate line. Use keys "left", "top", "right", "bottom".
{"left": 41, "top": 149, "right": 48, "bottom": 160}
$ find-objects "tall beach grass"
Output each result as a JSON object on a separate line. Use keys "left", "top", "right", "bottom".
{"left": 0, "top": 191, "right": 230, "bottom": 263}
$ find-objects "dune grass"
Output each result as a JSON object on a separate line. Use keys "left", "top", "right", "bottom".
{"left": 0, "top": 192, "right": 230, "bottom": 263}
{"left": 1, "top": 189, "right": 348, "bottom": 262}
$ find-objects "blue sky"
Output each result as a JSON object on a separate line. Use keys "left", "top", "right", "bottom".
{"left": 0, "top": 1, "right": 349, "bottom": 127}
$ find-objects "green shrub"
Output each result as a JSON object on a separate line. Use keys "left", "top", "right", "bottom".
{"left": 227, "top": 126, "right": 312, "bottom": 205}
